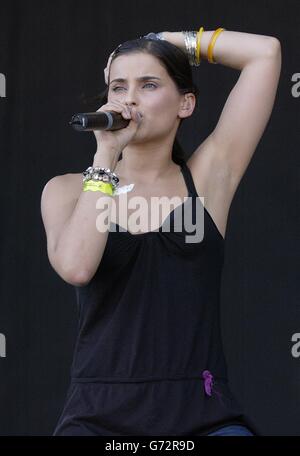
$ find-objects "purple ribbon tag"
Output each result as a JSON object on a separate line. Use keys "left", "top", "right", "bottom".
{"left": 202, "top": 370, "right": 214, "bottom": 396}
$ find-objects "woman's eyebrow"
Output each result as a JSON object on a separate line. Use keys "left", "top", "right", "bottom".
{"left": 110, "top": 76, "right": 161, "bottom": 85}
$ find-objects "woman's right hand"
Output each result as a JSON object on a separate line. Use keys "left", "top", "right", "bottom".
{"left": 93, "top": 101, "right": 143, "bottom": 156}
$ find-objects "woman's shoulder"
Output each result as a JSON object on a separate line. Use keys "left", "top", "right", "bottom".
{"left": 43, "top": 172, "right": 83, "bottom": 200}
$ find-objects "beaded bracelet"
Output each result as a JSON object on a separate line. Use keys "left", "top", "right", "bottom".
{"left": 83, "top": 166, "right": 119, "bottom": 189}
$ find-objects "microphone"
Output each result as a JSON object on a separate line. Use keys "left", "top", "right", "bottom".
{"left": 69, "top": 111, "right": 130, "bottom": 132}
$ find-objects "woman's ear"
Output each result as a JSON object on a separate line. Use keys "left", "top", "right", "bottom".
{"left": 178, "top": 93, "right": 196, "bottom": 119}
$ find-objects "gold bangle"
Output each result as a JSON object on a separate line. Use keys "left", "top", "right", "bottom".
{"left": 196, "top": 26, "right": 204, "bottom": 65}
{"left": 83, "top": 180, "right": 114, "bottom": 196}
{"left": 207, "top": 27, "right": 225, "bottom": 64}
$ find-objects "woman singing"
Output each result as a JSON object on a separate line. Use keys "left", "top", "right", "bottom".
{"left": 41, "top": 28, "right": 281, "bottom": 436}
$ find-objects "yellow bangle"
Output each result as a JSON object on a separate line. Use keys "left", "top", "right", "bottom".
{"left": 196, "top": 26, "right": 204, "bottom": 65}
{"left": 207, "top": 27, "right": 225, "bottom": 64}
{"left": 83, "top": 180, "right": 114, "bottom": 196}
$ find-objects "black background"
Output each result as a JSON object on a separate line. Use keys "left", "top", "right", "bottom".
{"left": 0, "top": 0, "right": 299, "bottom": 436}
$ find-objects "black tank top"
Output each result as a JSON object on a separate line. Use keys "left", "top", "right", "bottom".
{"left": 53, "top": 161, "right": 255, "bottom": 436}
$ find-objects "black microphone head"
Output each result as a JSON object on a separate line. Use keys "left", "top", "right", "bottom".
{"left": 69, "top": 116, "right": 82, "bottom": 126}
{"left": 69, "top": 114, "right": 87, "bottom": 131}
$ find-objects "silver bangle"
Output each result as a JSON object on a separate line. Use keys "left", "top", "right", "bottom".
{"left": 182, "top": 30, "right": 200, "bottom": 67}
{"left": 82, "top": 166, "right": 120, "bottom": 191}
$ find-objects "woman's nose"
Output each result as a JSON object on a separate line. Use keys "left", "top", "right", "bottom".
{"left": 123, "top": 88, "right": 138, "bottom": 106}
{"left": 125, "top": 102, "right": 136, "bottom": 108}
{"left": 124, "top": 96, "right": 137, "bottom": 106}
{"left": 124, "top": 101, "right": 137, "bottom": 113}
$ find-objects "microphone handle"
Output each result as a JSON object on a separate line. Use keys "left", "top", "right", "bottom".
{"left": 69, "top": 112, "right": 130, "bottom": 131}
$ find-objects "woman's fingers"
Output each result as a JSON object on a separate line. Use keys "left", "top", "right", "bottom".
{"left": 97, "top": 102, "right": 132, "bottom": 120}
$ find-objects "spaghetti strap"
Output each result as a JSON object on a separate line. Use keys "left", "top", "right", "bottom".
{"left": 180, "top": 161, "right": 199, "bottom": 198}
{"left": 180, "top": 161, "right": 224, "bottom": 241}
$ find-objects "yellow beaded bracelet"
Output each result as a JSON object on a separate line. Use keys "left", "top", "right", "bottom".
{"left": 207, "top": 27, "right": 226, "bottom": 64}
{"left": 83, "top": 180, "right": 114, "bottom": 196}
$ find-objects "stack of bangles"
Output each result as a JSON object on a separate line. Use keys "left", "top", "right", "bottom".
{"left": 83, "top": 27, "right": 226, "bottom": 196}
{"left": 184, "top": 26, "right": 226, "bottom": 65}
{"left": 82, "top": 167, "right": 120, "bottom": 196}
{"left": 144, "top": 26, "right": 226, "bottom": 65}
